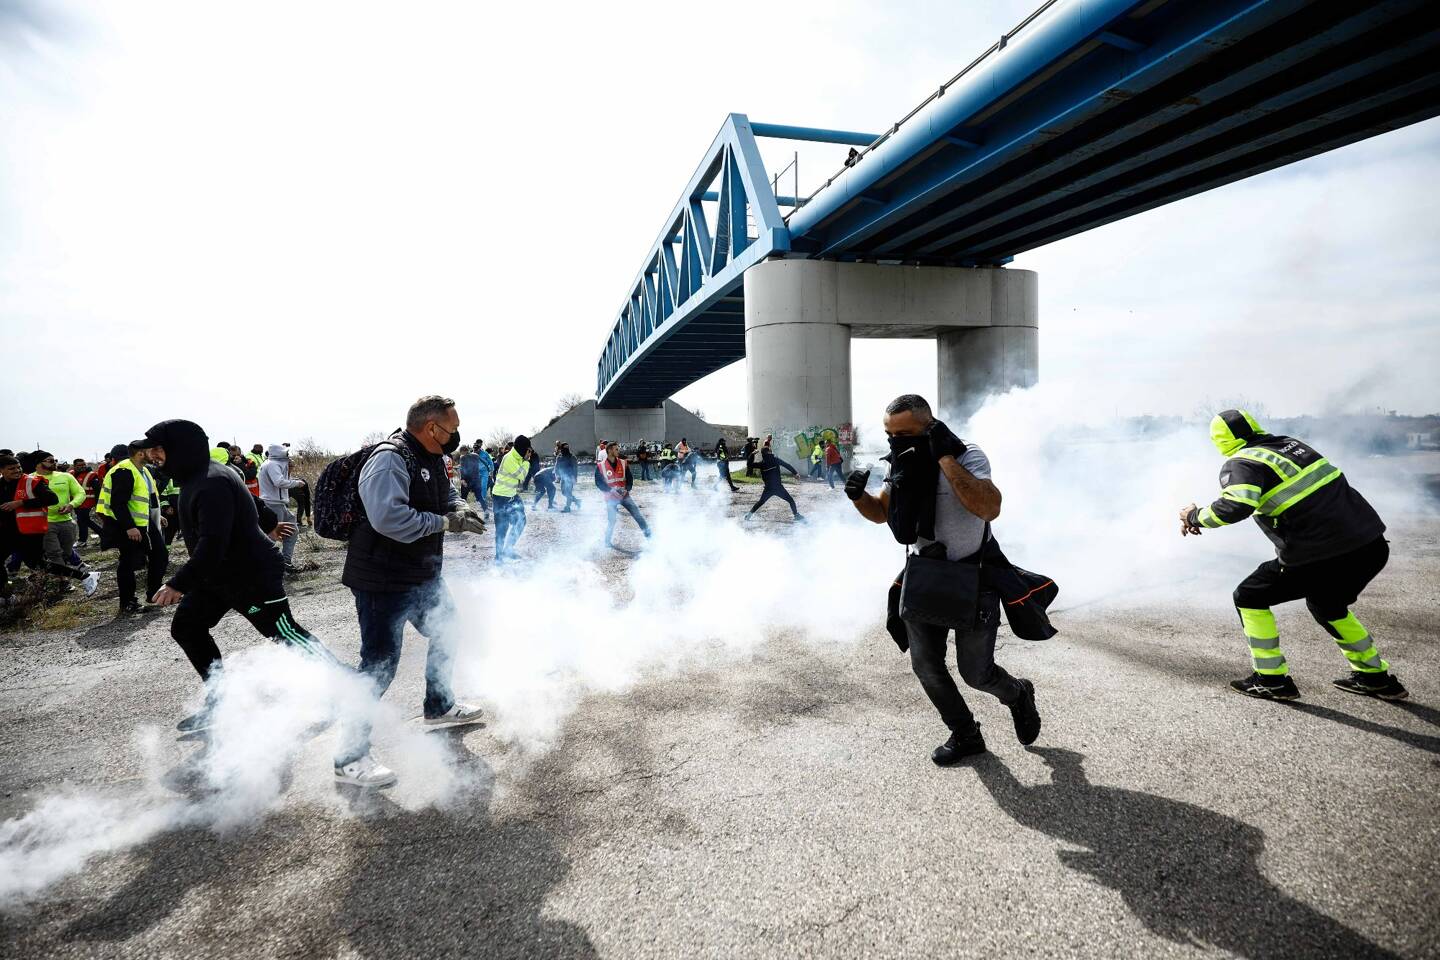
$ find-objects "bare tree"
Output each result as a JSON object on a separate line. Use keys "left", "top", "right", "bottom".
{"left": 485, "top": 426, "right": 513, "bottom": 450}
{"left": 360, "top": 430, "right": 388, "bottom": 447}
{"left": 555, "top": 392, "right": 586, "bottom": 417}
{"left": 292, "top": 436, "right": 333, "bottom": 460}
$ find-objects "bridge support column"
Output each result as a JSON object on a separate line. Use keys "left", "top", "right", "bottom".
{"left": 744, "top": 259, "right": 853, "bottom": 463}
{"left": 745, "top": 260, "right": 1037, "bottom": 457}
{"left": 936, "top": 269, "right": 1038, "bottom": 422}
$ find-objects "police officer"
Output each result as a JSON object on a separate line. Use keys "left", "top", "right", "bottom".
{"left": 1181, "top": 409, "right": 1405, "bottom": 701}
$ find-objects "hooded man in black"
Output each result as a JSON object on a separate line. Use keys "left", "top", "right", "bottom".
{"left": 743, "top": 438, "right": 804, "bottom": 522}
{"left": 143, "top": 419, "right": 337, "bottom": 730}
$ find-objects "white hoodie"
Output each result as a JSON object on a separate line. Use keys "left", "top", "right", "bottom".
{"left": 258, "top": 444, "right": 305, "bottom": 501}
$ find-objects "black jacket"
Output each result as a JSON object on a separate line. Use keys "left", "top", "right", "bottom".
{"left": 556, "top": 452, "right": 577, "bottom": 483}
{"left": 1196, "top": 434, "right": 1385, "bottom": 566}
{"left": 145, "top": 419, "right": 282, "bottom": 593}
{"left": 343, "top": 430, "right": 451, "bottom": 592}
{"left": 757, "top": 449, "right": 797, "bottom": 490}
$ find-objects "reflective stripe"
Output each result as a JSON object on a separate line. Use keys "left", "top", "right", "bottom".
{"left": 1197, "top": 506, "right": 1228, "bottom": 528}
{"left": 491, "top": 450, "right": 528, "bottom": 498}
{"left": 1220, "top": 484, "right": 1262, "bottom": 507}
{"left": 1252, "top": 654, "right": 1288, "bottom": 674}
{"left": 1257, "top": 460, "right": 1342, "bottom": 517}
{"left": 1242, "top": 604, "right": 1288, "bottom": 675}
{"left": 96, "top": 460, "right": 153, "bottom": 527}
{"left": 1326, "top": 613, "right": 1387, "bottom": 671}
{"left": 1233, "top": 447, "right": 1300, "bottom": 480}
{"left": 1238, "top": 608, "right": 1278, "bottom": 640}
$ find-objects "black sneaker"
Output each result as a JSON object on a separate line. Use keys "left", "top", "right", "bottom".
{"left": 1229, "top": 673, "right": 1300, "bottom": 701}
{"left": 1009, "top": 679, "right": 1041, "bottom": 745}
{"left": 118, "top": 600, "right": 142, "bottom": 615}
{"left": 931, "top": 723, "right": 986, "bottom": 766}
{"left": 1333, "top": 671, "right": 1408, "bottom": 701}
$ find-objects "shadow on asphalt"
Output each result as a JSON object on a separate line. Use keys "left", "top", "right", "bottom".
{"left": 336, "top": 733, "right": 598, "bottom": 960}
{"left": 1391, "top": 699, "right": 1440, "bottom": 729}
{"left": 74, "top": 611, "right": 162, "bottom": 651}
{"left": 970, "top": 747, "right": 1401, "bottom": 960}
{"left": 44, "top": 730, "right": 595, "bottom": 959}
{"left": 1285, "top": 701, "right": 1440, "bottom": 755}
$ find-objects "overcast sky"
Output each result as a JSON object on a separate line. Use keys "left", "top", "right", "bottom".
{"left": 3, "top": 1, "right": 1437, "bottom": 458}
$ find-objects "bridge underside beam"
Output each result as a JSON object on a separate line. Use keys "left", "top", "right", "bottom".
{"left": 789, "top": 0, "right": 1440, "bottom": 265}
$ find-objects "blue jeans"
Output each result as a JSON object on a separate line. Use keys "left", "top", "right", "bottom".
{"left": 492, "top": 494, "right": 526, "bottom": 558}
{"left": 605, "top": 496, "right": 649, "bottom": 545}
{"left": 464, "top": 471, "right": 490, "bottom": 512}
{"left": 336, "top": 578, "right": 456, "bottom": 766}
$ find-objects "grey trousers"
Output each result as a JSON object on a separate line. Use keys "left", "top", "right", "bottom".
{"left": 42, "top": 519, "right": 80, "bottom": 568}
{"left": 263, "top": 500, "right": 298, "bottom": 563}
{"left": 903, "top": 591, "right": 1022, "bottom": 732}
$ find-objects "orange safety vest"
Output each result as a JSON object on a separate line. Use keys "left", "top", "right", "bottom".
{"left": 78, "top": 471, "right": 99, "bottom": 509}
{"left": 599, "top": 456, "right": 628, "bottom": 497}
{"left": 13, "top": 474, "right": 50, "bottom": 535}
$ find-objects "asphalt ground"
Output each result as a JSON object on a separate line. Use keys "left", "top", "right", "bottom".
{"left": 1, "top": 477, "right": 1437, "bottom": 959}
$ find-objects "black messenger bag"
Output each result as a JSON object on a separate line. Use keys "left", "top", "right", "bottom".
{"left": 898, "top": 541, "right": 982, "bottom": 628}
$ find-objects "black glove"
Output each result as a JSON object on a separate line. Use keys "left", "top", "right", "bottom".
{"left": 844, "top": 469, "right": 871, "bottom": 501}
{"left": 927, "top": 420, "right": 967, "bottom": 462}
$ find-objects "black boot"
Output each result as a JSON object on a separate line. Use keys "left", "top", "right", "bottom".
{"left": 932, "top": 723, "right": 986, "bottom": 766}
{"left": 1008, "top": 679, "right": 1041, "bottom": 745}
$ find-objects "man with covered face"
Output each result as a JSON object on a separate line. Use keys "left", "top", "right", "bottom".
{"left": 142, "top": 419, "right": 333, "bottom": 732}
{"left": 845, "top": 394, "right": 1041, "bottom": 765}
{"left": 1180, "top": 409, "right": 1405, "bottom": 701}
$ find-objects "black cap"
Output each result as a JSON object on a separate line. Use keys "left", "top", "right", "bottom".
{"left": 108, "top": 443, "right": 130, "bottom": 460}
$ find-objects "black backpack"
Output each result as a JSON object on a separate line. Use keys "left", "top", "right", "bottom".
{"left": 312, "top": 435, "right": 416, "bottom": 541}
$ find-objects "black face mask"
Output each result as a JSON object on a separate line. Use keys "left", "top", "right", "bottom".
{"left": 439, "top": 428, "right": 461, "bottom": 456}
{"left": 887, "top": 434, "right": 927, "bottom": 458}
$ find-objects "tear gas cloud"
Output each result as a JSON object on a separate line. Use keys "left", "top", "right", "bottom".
{"left": 0, "top": 646, "right": 471, "bottom": 906}
{"left": 3, "top": 385, "right": 1433, "bottom": 905}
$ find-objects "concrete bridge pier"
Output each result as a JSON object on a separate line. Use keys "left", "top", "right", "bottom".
{"left": 743, "top": 259, "right": 1037, "bottom": 460}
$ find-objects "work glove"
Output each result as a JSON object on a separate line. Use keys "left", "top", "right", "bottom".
{"left": 927, "top": 420, "right": 967, "bottom": 462}
{"left": 447, "top": 507, "right": 487, "bottom": 535}
{"left": 844, "top": 469, "right": 871, "bottom": 501}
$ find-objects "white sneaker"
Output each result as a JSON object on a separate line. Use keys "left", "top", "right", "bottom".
{"left": 81, "top": 571, "right": 100, "bottom": 597}
{"left": 422, "top": 702, "right": 485, "bottom": 728}
{"left": 334, "top": 754, "right": 397, "bottom": 788}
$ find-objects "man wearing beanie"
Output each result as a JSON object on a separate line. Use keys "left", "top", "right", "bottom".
{"left": 490, "top": 434, "right": 532, "bottom": 562}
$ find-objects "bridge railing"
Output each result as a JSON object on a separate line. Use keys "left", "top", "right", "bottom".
{"left": 792, "top": 0, "right": 1066, "bottom": 219}
{"left": 596, "top": 114, "right": 789, "bottom": 402}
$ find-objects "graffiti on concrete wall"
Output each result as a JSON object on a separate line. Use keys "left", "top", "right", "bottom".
{"left": 790, "top": 423, "right": 856, "bottom": 462}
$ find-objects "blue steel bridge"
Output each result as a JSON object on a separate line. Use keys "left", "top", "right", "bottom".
{"left": 595, "top": 0, "right": 1440, "bottom": 409}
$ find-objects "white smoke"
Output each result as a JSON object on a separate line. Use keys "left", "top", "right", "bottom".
{"left": 0, "top": 643, "right": 475, "bottom": 906}
{"left": 3, "top": 385, "right": 1431, "bottom": 905}
{"left": 449, "top": 487, "right": 893, "bottom": 757}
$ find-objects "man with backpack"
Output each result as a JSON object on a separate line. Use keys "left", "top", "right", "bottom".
{"left": 328, "top": 396, "right": 486, "bottom": 787}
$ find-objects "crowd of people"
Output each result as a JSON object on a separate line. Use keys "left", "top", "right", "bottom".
{"left": 9, "top": 392, "right": 1395, "bottom": 781}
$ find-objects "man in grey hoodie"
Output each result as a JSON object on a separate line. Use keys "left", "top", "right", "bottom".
{"left": 258, "top": 443, "right": 307, "bottom": 572}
